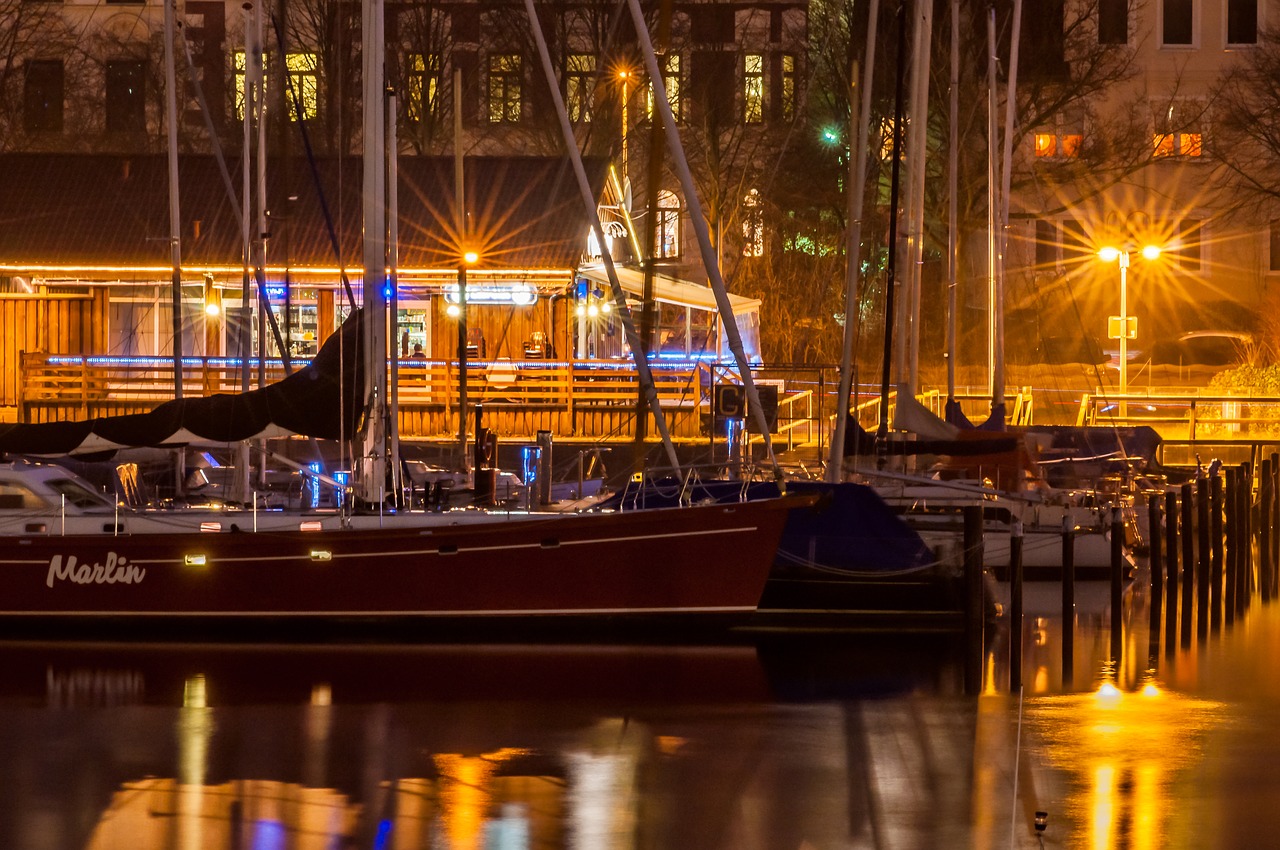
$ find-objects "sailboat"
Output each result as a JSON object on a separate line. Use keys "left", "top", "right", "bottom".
{"left": 0, "top": 0, "right": 811, "bottom": 630}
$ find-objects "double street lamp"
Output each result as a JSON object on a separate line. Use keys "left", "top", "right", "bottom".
{"left": 1098, "top": 244, "right": 1162, "bottom": 417}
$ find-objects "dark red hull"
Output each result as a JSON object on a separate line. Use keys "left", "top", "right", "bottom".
{"left": 0, "top": 497, "right": 804, "bottom": 621}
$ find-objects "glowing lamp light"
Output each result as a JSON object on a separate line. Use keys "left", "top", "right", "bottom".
{"left": 587, "top": 303, "right": 599, "bottom": 318}
{"left": 600, "top": 299, "right": 612, "bottom": 314}
{"left": 382, "top": 284, "right": 394, "bottom": 299}
{"left": 575, "top": 303, "right": 586, "bottom": 317}
{"left": 446, "top": 303, "right": 461, "bottom": 318}
{"left": 464, "top": 251, "right": 479, "bottom": 265}
{"left": 204, "top": 302, "right": 221, "bottom": 318}
{"left": 510, "top": 283, "right": 535, "bottom": 306}
{"left": 1098, "top": 246, "right": 1121, "bottom": 263}
{"left": 1141, "top": 244, "right": 1162, "bottom": 261}
{"left": 184, "top": 554, "right": 208, "bottom": 567}
{"left": 1095, "top": 680, "right": 1122, "bottom": 705}
{"left": 821, "top": 127, "right": 840, "bottom": 144}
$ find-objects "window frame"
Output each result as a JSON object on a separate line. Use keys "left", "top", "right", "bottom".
{"left": 655, "top": 189, "right": 681, "bottom": 259}
{"left": 23, "top": 59, "right": 64, "bottom": 132}
{"left": 1226, "top": 0, "right": 1258, "bottom": 46}
{"left": 407, "top": 52, "right": 441, "bottom": 124}
{"left": 743, "top": 53, "right": 764, "bottom": 124}
{"left": 1160, "top": 0, "right": 1197, "bottom": 47}
{"left": 564, "top": 52, "right": 594, "bottom": 123}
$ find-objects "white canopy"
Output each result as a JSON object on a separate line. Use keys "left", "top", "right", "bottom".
{"left": 577, "top": 265, "right": 761, "bottom": 316}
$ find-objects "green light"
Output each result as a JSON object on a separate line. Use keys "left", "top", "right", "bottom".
{"left": 821, "top": 127, "right": 840, "bottom": 144}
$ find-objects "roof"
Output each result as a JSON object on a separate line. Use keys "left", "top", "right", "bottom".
{"left": 578, "top": 264, "right": 761, "bottom": 316}
{"left": 0, "top": 153, "right": 608, "bottom": 272}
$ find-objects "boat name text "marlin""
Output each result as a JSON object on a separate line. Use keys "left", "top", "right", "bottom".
{"left": 46, "top": 553, "right": 146, "bottom": 588}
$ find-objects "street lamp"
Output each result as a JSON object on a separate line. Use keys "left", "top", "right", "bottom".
{"left": 1098, "top": 244, "right": 1161, "bottom": 418}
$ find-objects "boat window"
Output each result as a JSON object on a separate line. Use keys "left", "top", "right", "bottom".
{"left": 45, "top": 478, "right": 113, "bottom": 509}
{"left": 0, "top": 480, "right": 51, "bottom": 510}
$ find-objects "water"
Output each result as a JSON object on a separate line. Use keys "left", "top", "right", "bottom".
{"left": 3, "top": 574, "right": 1280, "bottom": 850}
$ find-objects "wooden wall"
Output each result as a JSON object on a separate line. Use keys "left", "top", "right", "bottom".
{"left": 0, "top": 292, "right": 108, "bottom": 408}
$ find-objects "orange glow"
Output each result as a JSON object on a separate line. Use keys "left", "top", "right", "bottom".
{"left": 1061, "top": 133, "right": 1083, "bottom": 157}
{"left": 1034, "top": 134, "right": 1056, "bottom": 157}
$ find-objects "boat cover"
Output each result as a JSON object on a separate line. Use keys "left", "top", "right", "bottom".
{"left": 0, "top": 310, "right": 365, "bottom": 457}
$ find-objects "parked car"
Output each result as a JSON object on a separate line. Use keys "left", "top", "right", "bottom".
{"left": 1149, "top": 331, "right": 1253, "bottom": 366}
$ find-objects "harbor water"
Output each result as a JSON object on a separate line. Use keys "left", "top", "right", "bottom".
{"left": 3, "top": 566, "right": 1280, "bottom": 850}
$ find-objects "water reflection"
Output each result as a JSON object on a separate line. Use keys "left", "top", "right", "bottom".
{"left": 12, "top": 593, "right": 1280, "bottom": 848}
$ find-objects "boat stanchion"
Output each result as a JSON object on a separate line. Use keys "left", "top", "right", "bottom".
{"left": 1010, "top": 520, "right": 1024, "bottom": 692}
{"left": 1164, "top": 488, "right": 1180, "bottom": 658}
{"left": 963, "top": 504, "right": 985, "bottom": 696}
{"left": 1148, "top": 493, "right": 1163, "bottom": 663}
{"left": 1061, "top": 516, "right": 1075, "bottom": 689}
{"left": 1272, "top": 452, "right": 1280, "bottom": 599}
{"left": 1110, "top": 506, "right": 1123, "bottom": 669}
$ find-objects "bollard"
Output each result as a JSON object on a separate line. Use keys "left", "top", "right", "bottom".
{"left": 1263, "top": 458, "right": 1274, "bottom": 603}
{"left": 1197, "top": 476, "right": 1211, "bottom": 642}
{"left": 963, "top": 505, "right": 985, "bottom": 696}
{"left": 1148, "top": 493, "right": 1163, "bottom": 661}
{"left": 1211, "top": 471, "right": 1225, "bottom": 633}
{"left": 1010, "top": 521, "right": 1024, "bottom": 692}
{"left": 1225, "top": 466, "right": 1237, "bottom": 626}
{"left": 1062, "top": 515, "right": 1075, "bottom": 688}
{"left": 1111, "top": 506, "right": 1124, "bottom": 669}
{"left": 1165, "top": 488, "right": 1180, "bottom": 656}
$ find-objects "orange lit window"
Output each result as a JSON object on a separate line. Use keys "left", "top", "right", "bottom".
{"left": 1180, "top": 132, "right": 1202, "bottom": 156}
{"left": 1060, "top": 134, "right": 1082, "bottom": 157}
{"left": 1153, "top": 133, "right": 1176, "bottom": 156}
{"left": 1034, "top": 134, "right": 1056, "bottom": 157}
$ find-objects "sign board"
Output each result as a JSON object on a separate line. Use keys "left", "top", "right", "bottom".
{"left": 714, "top": 383, "right": 779, "bottom": 432}
{"left": 1107, "top": 316, "right": 1138, "bottom": 340}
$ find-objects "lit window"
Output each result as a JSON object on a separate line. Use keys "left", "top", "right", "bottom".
{"left": 742, "top": 189, "right": 764, "bottom": 257}
{"left": 1035, "top": 134, "right": 1056, "bottom": 157}
{"left": 656, "top": 190, "right": 680, "bottom": 258}
{"left": 233, "top": 51, "right": 317, "bottom": 121}
{"left": 488, "top": 53, "right": 522, "bottom": 123}
{"left": 1153, "top": 102, "right": 1204, "bottom": 157}
{"left": 647, "top": 53, "right": 681, "bottom": 122}
{"left": 407, "top": 52, "right": 440, "bottom": 124}
{"left": 286, "top": 53, "right": 318, "bottom": 121}
{"left": 565, "top": 53, "right": 594, "bottom": 123}
{"left": 744, "top": 54, "right": 764, "bottom": 123}
{"left": 780, "top": 54, "right": 795, "bottom": 122}
{"left": 879, "top": 117, "right": 906, "bottom": 159}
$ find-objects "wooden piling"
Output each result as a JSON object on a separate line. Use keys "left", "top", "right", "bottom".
{"left": 1148, "top": 493, "right": 1163, "bottom": 660}
{"left": 1181, "top": 482, "right": 1195, "bottom": 650}
{"left": 1211, "top": 472, "right": 1225, "bottom": 634}
{"left": 1164, "top": 488, "right": 1179, "bottom": 655}
{"left": 1225, "top": 466, "right": 1237, "bottom": 626}
{"left": 964, "top": 505, "right": 985, "bottom": 696}
{"left": 1239, "top": 462, "right": 1252, "bottom": 617}
{"left": 1197, "top": 476, "right": 1211, "bottom": 642}
{"left": 1062, "top": 515, "right": 1075, "bottom": 687}
{"left": 1111, "top": 506, "right": 1124, "bottom": 668}
{"left": 1010, "top": 521, "right": 1024, "bottom": 692}
{"left": 1262, "top": 458, "right": 1273, "bottom": 604}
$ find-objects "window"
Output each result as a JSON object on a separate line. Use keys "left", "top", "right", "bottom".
{"left": 1033, "top": 218, "right": 1087, "bottom": 270}
{"left": 23, "top": 60, "right": 63, "bottom": 132}
{"left": 1035, "top": 219, "right": 1059, "bottom": 268}
{"left": 655, "top": 190, "right": 680, "bottom": 259}
{"left": 1269, "top": 219, "right": 1280, "bottom": 272}
{"left": 779, "top": 54, "right": 796, "bottom": 122}
{"left": 1173, "top": 218, "right": 1202, "bottom": 270}
{"left": 1153, "top": 102, "right": 1203, "bottom": 157}
{"left": 1163, "top": 0, "right": 1194, "bottom": 45}
{"left": 1227, "top": 0, "right": 1258, "bottom": 45}
{"left": 565, "top": 53, "right": 594, "bottom": 123}
{"left": 407, "top": 53, "right": 440, "bottom": 123}
{"left": 234, "top": 50, "right": 253, "bottom": 120}
{"left": 106, "top": 60, "right": 146, "bottom": 132}
{"left": 285, "top": 53, "right": 318, "bottom": 121}
{"left": 1033, "top": 111, "right": 1083, "bottom": 159}
{"left": 488, "top": 53, "right": 521, "bottom": 123}
{"left": 1099, "top": 0, "right": 1128, "bottom": 44}
{"left": 743, "top": 54, "right": 764, "bottom": 123}
{"left": 647, "top": 53, "right": 681, "bottom": 122}
{"left": 742, "top": 189, "right": 764, "bottom": 257}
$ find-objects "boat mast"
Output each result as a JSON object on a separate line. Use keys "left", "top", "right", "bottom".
{"left": 387, "top": 89, "right": 402, "bottom": 506}
{"left": 163, "top": 0, "right": 184, "bottom": 400}
{"left": 624, "top": 0, "right": 780, "bottom": 477}
{"left": 877, "top": 1, "right": 908, "bottom": 442}
{"left": 356, "top": 0, "right": 388, "bottom": 505}
{"left": 454, "top": 67, "right": 470, "bottom": 476}
{"left": 901, "top": 0, "right": 933, "bottom": 397}
{"left": 828, "top": 0, "right": 881, "bottom": 482}
{"left": 523, "top": 0, "right": 682, "bottom": 474}
{"left": 994, "top": 0, "right": 1023, "bottom": 421}
{"left": 946, "top": 0, "right": 960, "bottom": 407}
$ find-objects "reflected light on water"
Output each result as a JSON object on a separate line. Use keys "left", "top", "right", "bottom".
{"left": 433, "top": 748, "right": 531, "bottom": 850}
{"left": 1027, "top": 672, "right": 1224, "bottom": 849}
